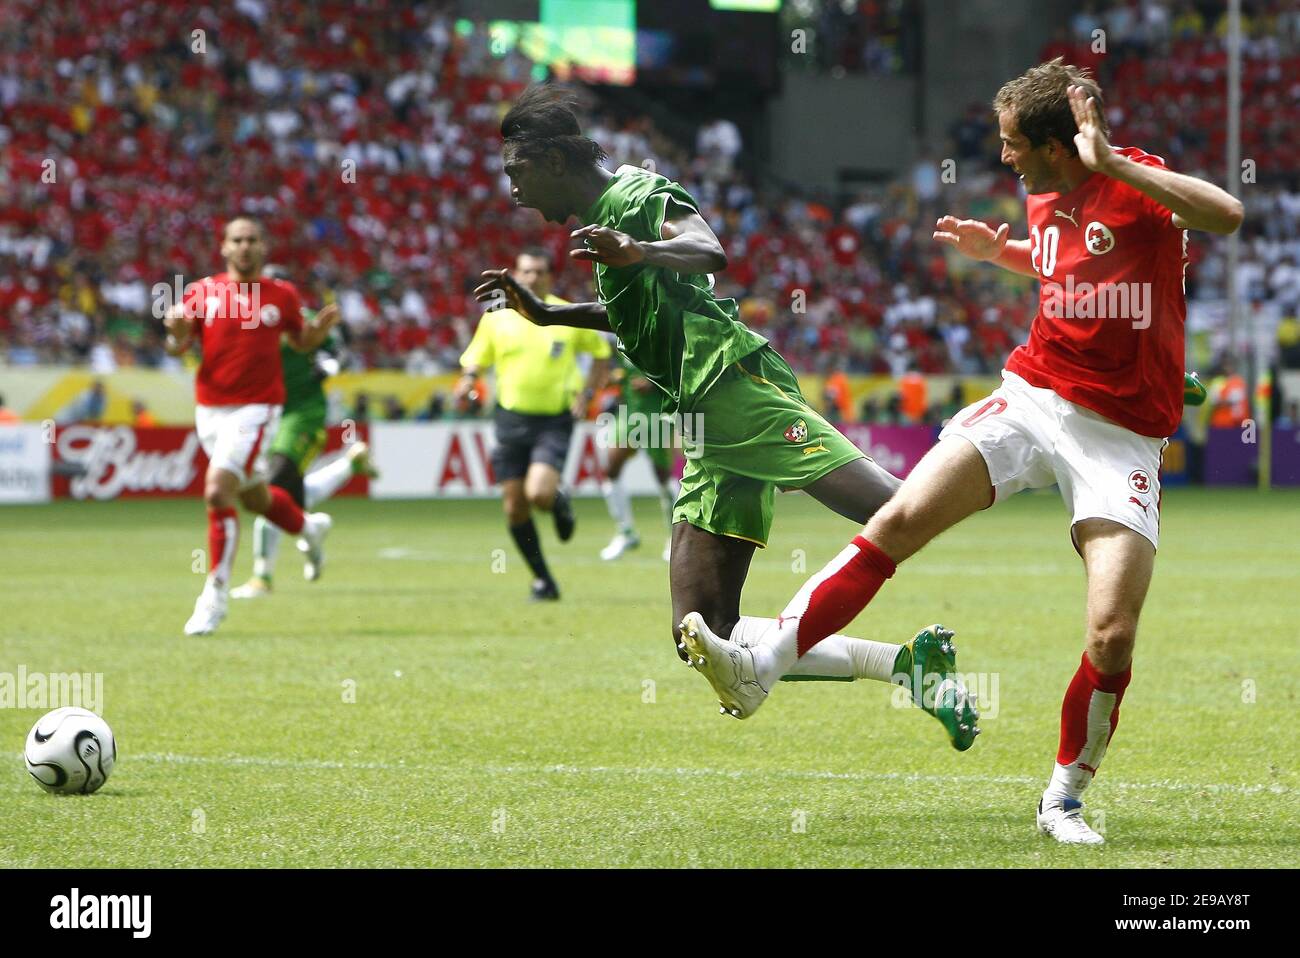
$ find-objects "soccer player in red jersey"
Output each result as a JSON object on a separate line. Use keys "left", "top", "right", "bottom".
{"left": 678, "top": 59, "right": 1243, "bottom": 844}
{"left": 164, "top": 217, "right": 340, "bottom": 636}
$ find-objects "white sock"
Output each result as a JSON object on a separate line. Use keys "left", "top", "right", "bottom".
{"left": 749, "top": 541, "right": 868, "bottom": 687}
{"left": 731, "top": 616, "right": 899, "bottom": 683}
{"left": 601, "top": 477, "right": 634, "bottom": 534}
{"left": 657, "top": 477, "right": 679, "bottom": 530}
{"left": 251, "top": 515, "right": 281, "bottom": 579}
{"left": 304, "top": 455, "right": 354, "bottom": 509}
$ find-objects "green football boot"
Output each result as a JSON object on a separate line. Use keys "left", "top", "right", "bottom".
{"left": 1183, "top": 371, "right": 1208, "bottom": 407}
{"left": 891, "top": 625, "right": 980, "bottom": 751}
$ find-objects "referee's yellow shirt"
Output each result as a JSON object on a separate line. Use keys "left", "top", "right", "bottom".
{"left": 460, "top": 295, "right": 612, "bottom": 415}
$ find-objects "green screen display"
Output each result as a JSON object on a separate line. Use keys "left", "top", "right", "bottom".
{"left": 710, "top": 0, "right": 781, "bottom": 11}
{"left": 462, "top": 0, "right": 637, "bottom": 85}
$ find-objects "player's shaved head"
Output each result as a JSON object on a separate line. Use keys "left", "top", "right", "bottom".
{"left": 993, "top": 58, "right": 1109, "bottom": 157}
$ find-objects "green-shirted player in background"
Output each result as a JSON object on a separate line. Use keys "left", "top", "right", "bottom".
{"left": 231, "top": 266, "right": 378, "bottom": 600}
{"left": 474, "top": 86, "right": 979, "bottom": 747}
{"left": 598, "top": 349, "right": 679, "bottom": 563}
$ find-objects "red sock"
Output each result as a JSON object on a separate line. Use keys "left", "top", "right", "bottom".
{"left": 1057, "top": 652, "right": 1131, "bottom": 769}
{"left": 262, "top": 485, "right": 305, "bottom": 534}
{"left": 789, "top": 535, "right": 896, "bottom": 656}
{"left": 207, "top": 507, "right": 239, "bottom": 587}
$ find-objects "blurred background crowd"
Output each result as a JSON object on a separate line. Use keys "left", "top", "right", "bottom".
{"left": 0, "top": 0, "right": 1296, "bottom": 427}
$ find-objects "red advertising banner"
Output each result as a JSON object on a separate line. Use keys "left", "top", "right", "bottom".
{"left": 52, "top": 423, "right": 369, "bottom": 500}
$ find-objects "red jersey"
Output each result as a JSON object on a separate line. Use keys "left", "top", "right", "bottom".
{"left": 1005, "top": 146, "right": 1188, "bottom": 437}
{"left": 185, "top": 273, "right": 304, "bottom": 406}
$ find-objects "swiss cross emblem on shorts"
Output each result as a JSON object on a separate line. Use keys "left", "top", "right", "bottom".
{"left": 1128, "top": 469, "right": 1151, "bottom": 494}
{"left": 1085, "top": 221, "right": 1115, "bottom": 255}
{"left": 784, "top": 419, "right": 808, "bottom": 443}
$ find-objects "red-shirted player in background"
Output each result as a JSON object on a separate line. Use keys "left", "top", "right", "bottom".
{"left": 676, "top": 59, "right": 1243, "bottom": 844}
{"left": 164, "top": 217, "right": 339, "bottom": 636}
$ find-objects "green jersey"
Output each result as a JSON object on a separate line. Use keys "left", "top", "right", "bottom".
{"left": 280, "top": 309, "right": 333, "bottom": 412}
{"left": 584, "top": 165, "right": 767, "bottom": 414}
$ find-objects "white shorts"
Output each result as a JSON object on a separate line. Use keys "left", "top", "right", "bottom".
{"left": 939, "top": 371, "right": 1166, "bottom": 550}
{"left": 195, "top": 403, "right": 281, "bottom": 490}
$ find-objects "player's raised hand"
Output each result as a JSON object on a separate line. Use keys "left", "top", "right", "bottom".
{"left": 1068, "top": 84, "right": 1113, "bottom": 173}
{"left": 312, "top": 303, "right": 340, "bottom": 332}
{"left": 933, "top": 216, "right": 1010, "bottom": 261}
{"left": 569, "top": 224, "right": 645, "bottom": 268}
{"left": 163, "top": 302, "right": 194, "bottom": 337}
{"left": 473, "top": 268, "right": 549, "bottom": 324}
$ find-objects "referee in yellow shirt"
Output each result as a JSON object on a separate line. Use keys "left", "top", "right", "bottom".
{"left": 455, "top": 247, "right": 611, "bottom": 600}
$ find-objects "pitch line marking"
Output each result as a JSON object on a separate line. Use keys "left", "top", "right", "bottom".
{"left": 102, "top": 753, "right": 1292, "bottom": 796}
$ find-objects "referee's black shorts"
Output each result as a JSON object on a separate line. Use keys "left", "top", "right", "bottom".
{"left": 491, "top": 405, "right": 574, "bottom": 482}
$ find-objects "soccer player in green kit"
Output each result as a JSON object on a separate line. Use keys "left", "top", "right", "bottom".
{"left": 474, "top": 86, "right": 979, "bottom": 748}
{"left": 231, "top": 267, "right": 377, "bottom": 599}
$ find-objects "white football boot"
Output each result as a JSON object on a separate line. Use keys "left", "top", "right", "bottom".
{"left": 297, "top": 512, "right": 332, "bottom": 581}
{"left": 230, "top": 576, "right": 272, "bottom": 600}
{"left": 600, "top": 530, "right": 640, "bottom": 561}
{"left": 677, "top": 611, "right": 769, "bottom": 719}
{"left": 184, "top": 582, "right": 228, "bottom": 636}
{"left": 1036, "top": 798, "right": 1105, "bottom": 845}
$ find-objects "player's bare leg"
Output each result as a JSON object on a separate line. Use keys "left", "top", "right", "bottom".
{"left": 1037, "top": 518, "right": 1152, "bottom": 845}
{"left": 503, "top": 474, "right": 558, "bottom": 600}
{"left": 802, "top": 455, "right": 902, "bottom": 524}
{"left": 600, "top": 444, "right": 641, "bottom": 560}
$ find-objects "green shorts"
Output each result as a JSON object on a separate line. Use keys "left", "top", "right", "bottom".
{"left": 271, "top": 403, "right": 328, "bottom": 473}
{"left": 611, "top": 386, "right": 673, "bottom": 471}
{"left": 673, "top": 346, "right": 865, "bottom": 547}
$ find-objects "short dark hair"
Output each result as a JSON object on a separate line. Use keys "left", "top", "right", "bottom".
{"left": 501, "top": 85, "right": 607, "bottom": 168}
{"left": 223, "top": 216, "right": 266, "bottom": 240}
{"left": 992, "top": 57, "right": 1109, "bottom": 156}
{"left": 517, "top": 245, "right": 551, "bottom": 266}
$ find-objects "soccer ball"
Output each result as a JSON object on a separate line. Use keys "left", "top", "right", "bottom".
{"left": 24, "top": 707, "right": 116, "bottom": 795}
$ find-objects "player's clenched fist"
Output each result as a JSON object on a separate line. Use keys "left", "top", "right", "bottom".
{"left": 933, "top": 216, "right": 1011, "bottom": 261}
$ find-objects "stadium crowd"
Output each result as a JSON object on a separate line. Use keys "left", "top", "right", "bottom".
{"left": 0, "top": 0, "right": 1297, "bottom": 423}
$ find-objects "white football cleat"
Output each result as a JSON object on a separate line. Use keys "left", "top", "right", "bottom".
{"left": 184, "top": 584, "right": 228, "bottom": 636}
{"left": 600, "top": 530, "right": 640, "bottom": 561}
{"left": 1036, "top": 798, "right": 1105, "bottom": 845}
{"left": 677, "top": 611, "right": 769, "bottom": 719}
{"left": 297, "top": 512, "right": 332, "bottom": 581}
{"left": 230, "top": 577, "right": 271, "bottom": 600}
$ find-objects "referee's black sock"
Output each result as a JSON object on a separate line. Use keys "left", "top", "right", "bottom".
{"left": 509, "top": 518, "right": 553, "bottom": 583}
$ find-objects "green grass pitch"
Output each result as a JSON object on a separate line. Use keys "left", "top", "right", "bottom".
{"left": 1, "top": 488, "right": 1296, "bottom": 867}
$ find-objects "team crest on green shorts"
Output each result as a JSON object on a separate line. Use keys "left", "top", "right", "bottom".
{"left": 783, "top": 419, "right": 808, "bottom": 443}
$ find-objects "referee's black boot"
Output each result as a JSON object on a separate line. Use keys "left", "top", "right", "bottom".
{"left": 530, "top": 577, "right": 560, "bottom": 601}
{"left": 552, "top": 489, "right": 576, "bottom": 542}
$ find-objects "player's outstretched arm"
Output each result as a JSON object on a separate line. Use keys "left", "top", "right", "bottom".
{"left": 289, "top": 303, "right": 340, "bottom": 352}
{"left": 1068, "top": 85, "right": 1243, "bottom": 235}
{"left": 570, "top": 210, "right": 727, "bottom": 275}
{"left": 472, "top": 269, "right": 611, "bottom": 331}
{"left": 933, "top": 216, "right": 1037, "bottom": 277}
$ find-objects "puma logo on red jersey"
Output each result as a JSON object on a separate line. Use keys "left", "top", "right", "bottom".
{"left": 1054, "top": 207, "right": 1079, "bottom": 227}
